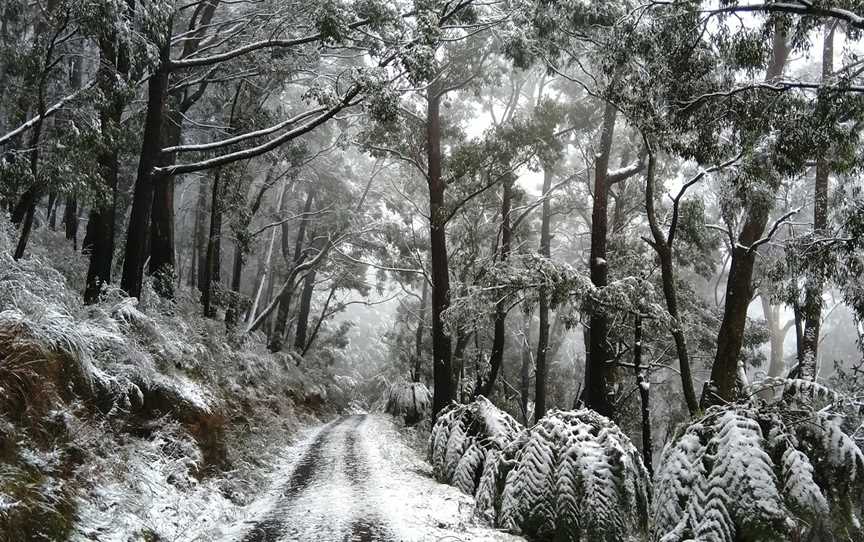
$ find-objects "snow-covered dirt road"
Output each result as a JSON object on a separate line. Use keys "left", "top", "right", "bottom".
{"left": 227, "top": 414, "right": 523, "bottom": 542}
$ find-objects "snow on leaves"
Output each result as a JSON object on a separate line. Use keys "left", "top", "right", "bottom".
{"left": 429, "top": 396, "right": 521, "bottom": 495}
{"left": 430, "top": 400, "right": 650, "bottom": 541}
{"left": 653, "top": 381, "right": 864, "bottom": 542}
{"left": 385, "top": 381, "right": 431, "bottom": 425}
{"left": 497, "top": 409, "right": 650, "bottom": 542}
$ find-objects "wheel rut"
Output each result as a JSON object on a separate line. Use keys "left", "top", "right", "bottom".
{"left": 238, "top": 415, "right": 393, "bottom": 542}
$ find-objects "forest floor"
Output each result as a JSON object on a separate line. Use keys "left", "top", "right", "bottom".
{"left": 221, "top": 413, "right": 524, "bottom": 542}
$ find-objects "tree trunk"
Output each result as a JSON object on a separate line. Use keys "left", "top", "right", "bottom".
{"left": 84, "top": 32, "right": 127, "bottom": 303}
{"left": 705, "top": 29, "right": 790, "bottom": 407}
{"left": 535, "top": 165, "right": 554, "bottom": 421}
{"left": 63, "top": 198, "right": 78, "bottom": 249}
{"left": 477, "top": 178, "right": 513, "bottom": 398}
{"left": 194, "top": 177, "right": 209, "bottom": 289}
{"left": 427, "top": 87, "right": 454, "bottom": 418}
{"left": 761, "top": 295, "right": 790, "bottom": 378}
{"left": 269, "top": 187, "right": 315, "bottom": 351}
{"left": 148, "top": 112, "right": 182, "bottom": 298}
{"left": 583, "top": 100, "right": 618, "bottom": 419}
{"left": 520, "top": 309, "right": 532, "bottom": 424}
{"left": 413, "top": 280, "right": 428, "bottom": 382}
{"left": 293, "top": 266, "right": 317, "bottom": 351}
{"left": 633, "top": 314, "right": 652, "bottom": 475}
{"left": 644, "top": 153, "right": 700, "bottom": 415}
{"left": 202, "top": 168, "right": 223, "bottom": 317}
{"left": 800, "top": 25, "right": 835, "bottom": 380}
{"left": 120, "top": 40, "right": 171, "bottom": 298}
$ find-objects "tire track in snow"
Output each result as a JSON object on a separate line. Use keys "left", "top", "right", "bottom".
{"left": 342, "top": 415, "right": 393, "bottom": 542}
{"left": 239, "top": 417, "right": 350, "bottom": 542}
{"left": 238, "top": 415, "right": 393, "bottom": 542}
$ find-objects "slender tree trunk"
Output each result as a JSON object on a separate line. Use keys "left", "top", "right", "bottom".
{"left": 302, "top": 280, "right": 337, "bottom": 356}
{"left": 705, "top": 29, "right": 790, "bottom": 407}
{"left": 633, "top": 314, "right": 652, "bottom": 475}
{"left": 535, "top": 165, "right": 554, "bottom": 420}
{"left": 427, "top": 87, "right": 454, "bottom": 417}
{"left": 413, "top": 280, "right": 429, "bottom": 382}
{"left": 47, "top": 193, "right": 58, "bottom": 230}
{"left": 800, "top": 25, "right": 835, "bottom": 380}
{"left": 194, "top": 177, "right": 208, "bottom": 289}
{"left": 644, "top": 153, "right": 700, "bottom": 415}
{"left": 293, "top": 266, "right": 317, "bottom": 351}
{"left": 761, "top": 295, "right": 791, "bottom": 378}
{"left": 63, "top": 198, "right": 78, "bottom": 249}
{"left": 477, "top": 179, "right": 513, "bottom": 398}
{"left": 202, "top": 168, "right": 223, "bottom": 317}
{"left": 520, "top": 309, "right": 532, "bottom": 424}
{"left": 121, "top": 39, "right": 171, "bottom": 298}
{"left": 583, "top": 100, "right": 618, "bottom": 419}
{"left": 269, "top": 187, "right": 315, "bottom": 351}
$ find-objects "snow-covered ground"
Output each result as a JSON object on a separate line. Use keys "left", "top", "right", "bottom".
{"left": 225, "top": 414, "right": 524, "bottom": 542}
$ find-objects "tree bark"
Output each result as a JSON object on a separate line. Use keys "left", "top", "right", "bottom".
{"left": 705, "top": 29, "right": 790, "bottom": 407}
{"left": 535, "top": 165, "right": 554, "bottom": 421}
{"left": 633, "top": 314, "right": 652, "bottom": 475}
{"left": 148, "top": 111, "right": 182, "bottom": 298}
{"left": 63, "top": 198, "right": 78, "bottom": 249}
{"left": 520, "top": 309, "right": 532, "bottom": 424}
{"left": 476, "top": 178, "right": 513, "bottom": 398}
{"left": 583, "top": 100, "right": 619, "bottom": 419}
{"left": 427, "top": 86, "right": 454, "bottom": 418}
{"left": 120, "top": 40, "right": 171, "bottom": 298}
{"left": 413, "top": 280, "right": 429, "bottom": 382}
{"left": 293, "top": 265, "right": 317, "bottom": 351}
{"left": 800, "top": 25, "right": 835, "bottom": 380}
{"left": 202, "top": 168, "right": 223, "bottom": 317}
{"left": 194, "top": 177, "right": 209, "bottom": 289}
{"left": 269, "top": 187, "right": 315, "bottom": 351}
{"left": 644, "top": 153, "right": 700, "bottom": 415}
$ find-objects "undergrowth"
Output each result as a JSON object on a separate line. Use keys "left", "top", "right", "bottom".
{"left": 0, "top": 218, "right": 351, "bottom": 540}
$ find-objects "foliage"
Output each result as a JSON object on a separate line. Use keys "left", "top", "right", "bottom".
{"left": 385, "top": 381, "right": 431, "bottom": 425}
{"left": 653, "top": 379, "right": 864, "bottom": 542}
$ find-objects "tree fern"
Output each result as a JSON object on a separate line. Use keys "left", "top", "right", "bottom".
{"left": 498, "top": 409, "right": 650, "bottom": 542}
{"left": 654, "top": 379, "right": 864, "bottom": 541}
{"left": 428, "top": 396, "right": 521, "bottom": 490}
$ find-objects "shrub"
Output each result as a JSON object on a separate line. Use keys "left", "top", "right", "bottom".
{"left": 385, "top": 381, "right": 432, "bottom": 425}
{"left": 653, "top": 378, "right": 864, "bottom": 542}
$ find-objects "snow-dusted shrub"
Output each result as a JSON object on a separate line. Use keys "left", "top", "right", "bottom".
{"left": 385, "top": 381, "right": 432, "bottom": 424}
{"left": 489, "top": 409, "right": 650, "bottom": 542}
{"left": 429, "top": 396, "right": 522, "bottom": 495}
{"left": 653, "top": 378, "right": 864, "bottom": 542}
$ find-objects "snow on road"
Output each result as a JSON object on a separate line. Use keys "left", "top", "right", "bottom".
{"left": 227, "top": 414, "right": 523, "bottom": 542}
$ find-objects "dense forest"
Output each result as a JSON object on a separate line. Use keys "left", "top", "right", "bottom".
{"left": 3, "top": 0, "right": 864, "bottom": 541}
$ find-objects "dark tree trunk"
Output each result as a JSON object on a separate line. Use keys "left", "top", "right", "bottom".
{"left": 293, "top": 266, "right": 317, "bottom": 351}
{"left": 633, "top": 314, "right": 652, "bottom": 475}
{"left": 583, "top": 101, "right": 618, "bottom": 419}
{"left": 84, "top": 31, "right": 127, "bottom": 303}
{"left": 148, "top": 112, "right": 182, "bottom": 298}
{"left": 202, "top": 169, "right": 223, "bottom": 317}
{"left": 644, "top": 154, "right": 699, "bottom": 415}
{"left": 477, "top": 179, "right": 513, "bottom": 398}
{"left": 427, "top": 88, "right": 454, "bottom": 417}
{"left": 520, "top": 309, "right": 532, "bottom": 424}
{"left": 194, "top": 177, "right": 208, "bottom": 290}
{"left": 800, "top": 25, "right": 835, "bottom": 380}
{"left": 535, "top": 165, "right": 553, "bottom": 421}
{"left": 413, "top": 280, "right": 429, "bottom": 382}
{"left": 47, "top": 193, "right": 58, "bottom": 230}
{"left": 120, "top": 40, "right": 171, "bottom": 298}
{"left": 706, "top": 30, "right": 789, "bottom": 407}
{"left": 63, "top": 198, "right": 78, "bottom": 249}
{"left": 269, "top": 187, "right": 315, "bottom": 351}
{"left": 302, "top": 280, "right": 338, "bottom": 356}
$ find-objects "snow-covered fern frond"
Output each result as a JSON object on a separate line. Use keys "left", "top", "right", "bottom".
{"left": 384, "top": 381, "right": 431, "bottom": 425}
{"left": 653, "top": 401, "right": 864, "bottom": 542}
{"left": 498, "top": 409, "right": 650, "bottom": 542}
{"left": 428, "top": 396, "right": 522, "bottom": 493}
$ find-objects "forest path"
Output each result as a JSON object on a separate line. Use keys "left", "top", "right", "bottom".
{"left": 228, "top": 414, "right": 523, "bottom": 542}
